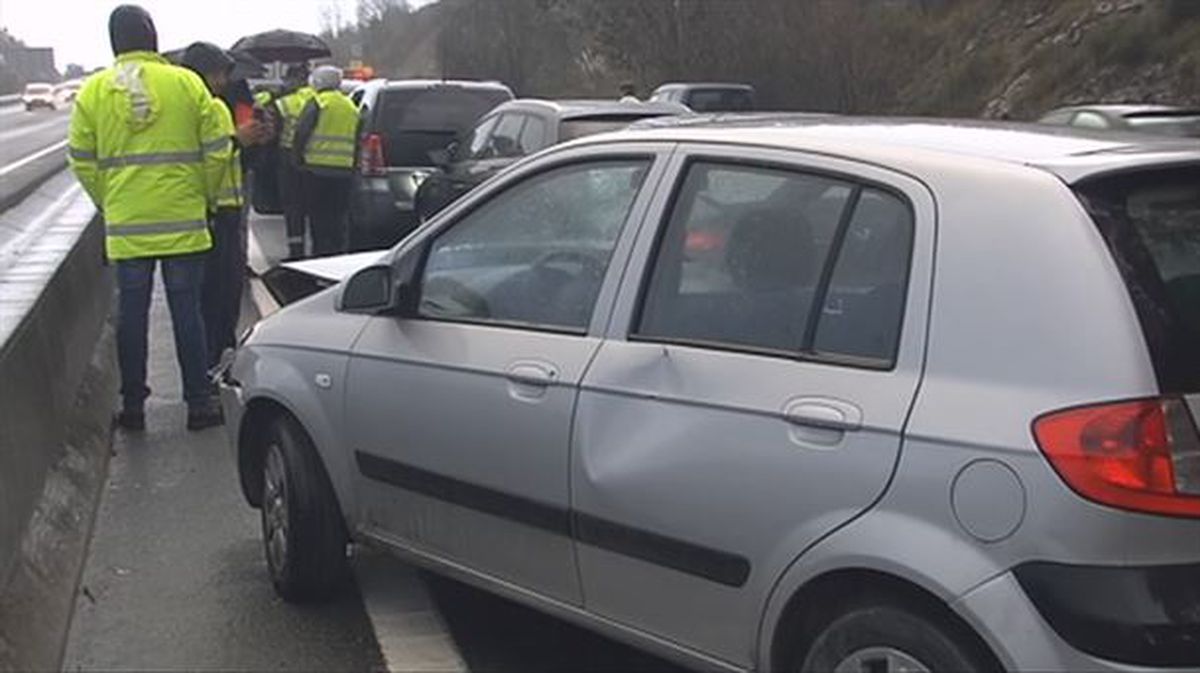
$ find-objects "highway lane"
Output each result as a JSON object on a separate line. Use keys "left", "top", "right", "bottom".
{"left": 0, "top": 107, "right": 70, "bottom": 166}
{"left": 0, "top": 107, "right": 72, "bottom": 209}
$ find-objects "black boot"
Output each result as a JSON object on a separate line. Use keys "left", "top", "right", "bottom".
{"left": 115, "top": 407, "right": 145, "bottom": 432}
{"left": 186, "top": 399, "right": 224, "bottom": 431}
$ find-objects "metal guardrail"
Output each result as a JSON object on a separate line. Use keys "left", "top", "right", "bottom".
{"left": 0, "top": 94, "right": 21, "bottom": 107}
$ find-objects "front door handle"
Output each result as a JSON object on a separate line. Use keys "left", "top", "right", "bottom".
{"left": 782, "top": 398, "right": 863, "bottom": 432}
{"left": 505, "top": 362, "right": 558, "bottom": 387}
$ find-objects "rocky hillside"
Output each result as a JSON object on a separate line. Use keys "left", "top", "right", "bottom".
{"left": 326, "top": 0, "right": 1200, "bottom": 120}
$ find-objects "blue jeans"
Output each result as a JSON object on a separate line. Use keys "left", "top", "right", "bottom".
{"left": 116, "top": 254, "right": 211, "bottom": 410}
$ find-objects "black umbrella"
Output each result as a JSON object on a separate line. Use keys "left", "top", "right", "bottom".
{"left": 162, "top": 47, "right": 264, "bottom": 80}
{"left": 231, "top": 29, "right": 331, "bottom": 62}
{"left": 230, "top": 50, "right": 266, "bottom": 80}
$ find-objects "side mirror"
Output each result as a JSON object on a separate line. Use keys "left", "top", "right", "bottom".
{"left": 338, "top": 265, "right": 393, "bottom": 313}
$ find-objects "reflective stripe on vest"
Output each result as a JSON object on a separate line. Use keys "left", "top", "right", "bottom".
{"left": 213, "top": 98, "right": 242, "bottom": 209}
{"left": 303, "top": 90, "right": 358, "bottom": 171}
{"left": 278, "top": 86, "right": 315, "bottom": 150}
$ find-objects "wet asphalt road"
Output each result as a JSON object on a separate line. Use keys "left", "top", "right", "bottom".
{"left": 61, "top": 286, "right": 384, "bottom": 671}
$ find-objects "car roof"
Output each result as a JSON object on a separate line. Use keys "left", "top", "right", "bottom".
{"left": 493, "top": 98, "right": 689, "bottom": 119}
{"left": 592, "top": 115, "right": 1200, "bottom": 183}
{"left": 654, "top": 82, "right": 755, "bottom": 92}
{"left": 1050, "top": 103, "right": 1195, "bottom": 117}
{"left": 375, "top": 78, "right": 512, "bottom": 93}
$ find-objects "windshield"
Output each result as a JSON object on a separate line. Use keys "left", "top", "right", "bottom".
{"left": 377, "top": 87, "right": 511, "bottom": 166}
{"left": 24, "top": 84, "right": 51, "bottom": 94}
{"left": 1125, "top": 114, "right": 1200, "bottom": 138}
{"left": 1077, "top": 166, "right": 1200, "bottom": 392}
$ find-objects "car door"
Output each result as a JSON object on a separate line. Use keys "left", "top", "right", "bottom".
{"left": 572, "top": 145, "right": 935, "bottom": 665}
{"left": 346, "top": 144, "right": 673, "bottom": 605}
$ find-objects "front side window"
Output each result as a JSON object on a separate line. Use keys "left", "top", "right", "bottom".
{"left": 462, "top": 115, "right": 499, "bottom": 160}
{"left": 636, "top": 161, "right": 912, "bottom": 366}
{"left": 518, "top": 116, "right": 549, "bottom": 154}
{"left": 420, "top": 159, "right": 652, "bottom": 331}
{"left": 487, "top": 114, "right": 526, "bottom": 159}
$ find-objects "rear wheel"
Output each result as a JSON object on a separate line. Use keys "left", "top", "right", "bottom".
{"left": 799, "top": 601, "right": 992, "bottom": 673}
{"left": 260, "top": 415, "right": 349, "bottom": 602}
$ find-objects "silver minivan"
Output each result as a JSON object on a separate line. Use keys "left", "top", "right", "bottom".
{"left": 220, "top": 118, "right": 1200, "bottom": 672}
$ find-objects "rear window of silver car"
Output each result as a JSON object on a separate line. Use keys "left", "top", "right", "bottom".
{"left": 1077, "top": 165, "right": 1200, "bottom": 392}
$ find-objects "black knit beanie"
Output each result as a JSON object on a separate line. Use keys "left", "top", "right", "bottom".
{"left": 109, "top": 5, "right": 158, "bottom": 56}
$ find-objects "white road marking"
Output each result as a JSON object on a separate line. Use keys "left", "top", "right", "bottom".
{"left": 0, "top": 139, "right": 69, "bottom": 178}
{"left": 355, "top": 550, "right": 467, "bottom": 673}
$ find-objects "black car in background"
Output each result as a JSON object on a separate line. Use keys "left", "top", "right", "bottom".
{"left": 414, "top": 98, "right": 688, "bottom": 221}
{"left": 350, "top": 79, "right": 513, "bottom": 250}
{"left": 1038, "top": 104, "right": 1200, "bottom": 138}
{"left": 649, "top": 82, "right": 756, "bottom": 112}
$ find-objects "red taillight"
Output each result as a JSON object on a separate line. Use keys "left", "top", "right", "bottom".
{"left": 361, "top": 133, "right": 386, "bottom": 177}
{"left": 1034, "top": 398, "right": 1200, "bottom": 517}
{"left": 685, "top": 230, "right": 724, "bottom": 253}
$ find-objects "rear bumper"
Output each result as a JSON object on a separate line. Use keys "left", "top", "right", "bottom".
{"left": 1013, "top": 561, "right": 1200, "bottom": 667}
{"left": 958, "top": 565, "right": 1200, "bottom": 671}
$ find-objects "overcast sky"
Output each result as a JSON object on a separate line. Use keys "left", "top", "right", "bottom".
{"left": 1, "top": 0, "right": 432, "bottom": 71}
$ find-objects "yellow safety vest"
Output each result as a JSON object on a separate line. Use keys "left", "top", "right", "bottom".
{"left": 68, "top": 51, "right": 230, "bottom": 261}
{"left": 276, "top": 85, "right": 315, "bottom": 150}
{"left": 213, "top": 98, "right": 242, "bottom": 209}
{"left": 302, "top": 89, "right": 358, "bottom": 173}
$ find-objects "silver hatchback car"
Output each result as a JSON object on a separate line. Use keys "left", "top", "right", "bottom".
{"left": 220, "top": 118, "right": 1200, "bottom": 672}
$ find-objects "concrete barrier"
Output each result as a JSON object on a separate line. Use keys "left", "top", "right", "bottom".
{"left": 0, "top": 176, "right": 113, "bottom": 671}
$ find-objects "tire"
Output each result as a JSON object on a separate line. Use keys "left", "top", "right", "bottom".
{"left": 799, "top": 601, "right": 992, "bottom": 673}
{"left": 260, "top": 415, "right": 350, "bottom": 603}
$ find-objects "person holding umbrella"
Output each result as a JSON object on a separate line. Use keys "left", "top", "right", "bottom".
{"left": 179, "top": 42, "right": 269, "bottom": 367}
{"left": 292, "top": 65, "right": 358, "bottom": 256}
{"left": 275, "top": 63, "right": 315, "bottom": 258}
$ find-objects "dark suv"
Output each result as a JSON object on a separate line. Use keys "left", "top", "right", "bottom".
{"left": 649, "top": 82, "right": 756, "bottom": 112}
{"left": 350, "top": 79, "right": 513, "bottom": 250}
{"left": 414, "top": 98, "right": 687, "bottom": 221}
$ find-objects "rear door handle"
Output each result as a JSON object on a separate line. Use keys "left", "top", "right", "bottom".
{"left": 505, "top": 362, "right": 558, "bottom": 387}
{"left": 782, "top": 398, "right": 863, "bottom": 432}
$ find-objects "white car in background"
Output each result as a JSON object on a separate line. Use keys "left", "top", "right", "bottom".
{"left": 20, "top": 82, "right": 56, "bottom": 111}
{"left": 54, "top": 80, "right": 82, "bottom": 106}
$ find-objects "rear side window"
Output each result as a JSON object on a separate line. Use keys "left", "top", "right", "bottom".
{"left": 684, "top": 88, "right": 754, "bottom": 112}
{"left": 1077, "top": 166, "right": 1200, "bottom": 392}
{"left": 1124, "top": 114, "right": 1200, "bottom": 138}
{"left": 635, "top": 161, "right": 912, "bottom": 366}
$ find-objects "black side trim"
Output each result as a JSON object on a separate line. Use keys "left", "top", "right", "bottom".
{"left": 1015, "top": 561, "right": 1200, "bottom": 667}
{"left": 574, "top": 513, "right": 750, "bottom": 588}
{"left": 355, "top": 451, "right": 751, "bottom": 588}
{"left": 355, "top": 451, "right": 571, "bottom": 535}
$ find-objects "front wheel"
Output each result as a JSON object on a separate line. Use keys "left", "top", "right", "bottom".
{"left": 260, "top": 416, "right": 350, "bottom": 602}
{"left": 799, "top": 602, "right": 993, "bottom": 673}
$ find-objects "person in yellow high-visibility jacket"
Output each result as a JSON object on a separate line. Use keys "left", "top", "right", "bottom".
{"left": 181, "top": 41, "right": 270, "bottom": 368}
{"left": 293, "top": 65, "right": 358, "bottom": 257}
{"left": 274, "top": 64, "right": 315, "bottom": 258}
{"left": 68, "top": 4, "right": 229, "bottom": 431}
